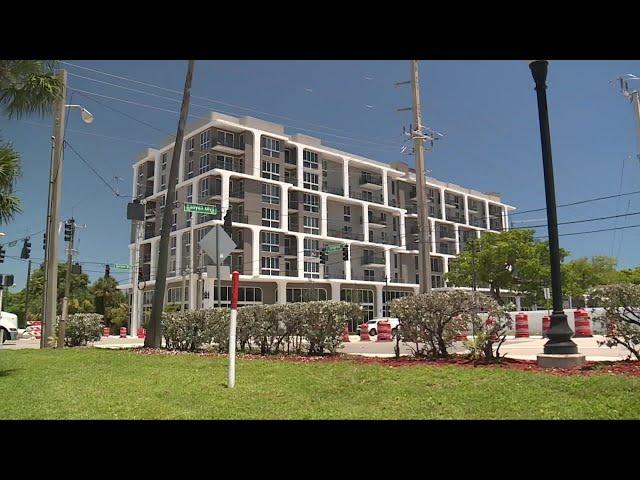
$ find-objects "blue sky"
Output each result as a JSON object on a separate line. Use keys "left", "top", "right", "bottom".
{"left": 1, "top": 60, "right": 639, "bottom": 290}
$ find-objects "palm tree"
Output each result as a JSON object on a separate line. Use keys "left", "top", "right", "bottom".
{"left": 0, "top": 60, "right": 62, "bottom": 224}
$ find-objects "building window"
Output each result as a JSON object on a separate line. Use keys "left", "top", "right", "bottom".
{"left": 364, "top": 269, "right": 375, "bottom": 282}
{"left": 261, "top": 183, "right": 280, "bottom": 204}
{"left": 287, "top": 288, "right": 327, "bottom": 302}
{"left": 340, "top": 288, "right": 375, "bottom": 327}
{"left": 186, "top": 184, "right": 193, "bottom": 203}
{"left": 160, "top": 174, "right": 166, "bottom": 190}
{"left": 200, "top": 177, "right": 210, "bottom": 198}
{"left": 199, "top": 154, "right": 210, "bottom": 175}
{"left": 304, "top": 238, "right": 319, "bottom": 257}
{"left": 200, "top": 130, "right": 210, "bottom": 150}
{"left": 167, "top": 286, "right": 183, "bottom": 304}
{"left": 262, "top": 208, "right": 280, "bottom": 228}
{"left": 382, "top": 290, "right": 411, "bottom": 316}
{"left": 303, "top": 193, "right": 319, "bottom": 212}
{"left": 260, "top": 231, "right": 280, "bottom": 253}
{"left": 217, "top": 129, "right": 234, "bottom": 148}
{"left": 261, "top": 136, "right": 281, "bottom": 158}
{"left": 261, "top": 256, "right": 280, "bottom": 275}
{"left": 161, "top": 153, "right": 167, "bottom": 170}
{"left": 262, "top": 161, "right": 280, "bottom": 180}
{"left": 343, "top": 206, "right": 351, "bottom": 222}
{"left": 303, "top": 216, "right": 319, "bottom": 234}
{"left": 362, "top": 190, "right": 373, "bottom": 202}
{"left": 304, "top": 261, "right": 320, "bottom": 279}
{"left": 215, "top": 155, "right": 234, "bottom": 171}
{"left": 303, "top": 172, "right": 319, "bottom": 190}
{"left": 172, "top": 212, "right": 177, "bottom": 231}
{"left": 214, "top": 286, "right": 263, "bottom": 306}
{"left": 186, "top": 157, "right": 194, "bottom": 179}
{"left": 303, "top": 150, "right": 319, "bottom": 169}
{"left": 187, "top": 137, "right": 195, "bottom": 151}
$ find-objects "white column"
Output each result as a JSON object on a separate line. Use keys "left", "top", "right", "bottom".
{"left": 375, "top": 284, "right": 384, "bottom": 318}
{"left": 485, "top": 200, "right": 491, "bottom": 229}
{"left": 154, "top": 154, "right": 161, "bottom": 195}
{"left": 330, "top": 282, "right": 341, "bottom": 301}
{"left": 399, "top": 212, "right": 406, "bottom": 248}
{"left": 175, "top": 232, "right": 183, "bottom": 276}
{"left": 362, "top": 204, "right": 369, "bottom": 242}
{"left": 320, "top": 195, "right": 328, "bottom": 237}
{"left": 515, "top": 295, "right": 522, "bottom": 311}
{"left": 430, "top": 219, "right": 436, "bottom": 253}
{"left": 454, "top": 224, "right": 460, "bottom": 255}
{"left": 502, "top": 208, "right": 509, "bottom": 231}
{"left": 342, "top": 159, "right": 349, "bottom": 197}
{"left": 440, "top": 187, "right": 446, "bottom": 219}
{"left": 297, "top": 146, "right": 304, "bottom": 187}
{"left": 382, "top": 170, "right": 388, "bottom": 205}
{"left": 344, "top": 245, "right": 351, "bottom": 281}
{"left": 384, "top": 249, "right": 391, "bottom": 284}
{"left": 220, "top": 172, "right": 230, "bottom": 215}
{"left": 251, "top": 227, "right": 260, "bottom": 276}
{"left": 464, "top": 195, "right": 470, "bottom": 225}
{"left": 442, "top": 255, "right": 449, "bottom": 287}
{"left": 189, "top": 273, "right": 198, "bottom": 310}
{"left": 297, "top": 233, "right": 305, "bottom": 280}
{"left": 277, "top": 281, "right": 287, "bottom": 304}
{"left": 150, "top": 240, "right": 158, "bottom": 281}
{"left": 280, "top": 183, "right": 290, "bottom": 231}
{"left": 253, "top": 132, "right": 261, "bottom": 177}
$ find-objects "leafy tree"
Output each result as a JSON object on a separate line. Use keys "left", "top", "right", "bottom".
{"left": 562, "top": 256, "right": 620, "bottom": 304}
{"left": 90, "top": 276, "right": 127, "bottom": 328}
{"left": 446, "top": 229, "right": 567, "bottom": 304}
{"left": 26, "top": 263, "right": 94, "bottom": 318}
{"left": 616, "top": 267, "right": 640, "bottom": 285}
{"left": 0, "top": 60, "right": 62, "bottom": 224}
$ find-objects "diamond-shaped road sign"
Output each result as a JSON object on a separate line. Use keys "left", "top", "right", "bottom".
{"left": 198, "top": 225, "right": 237, "bottom": 265}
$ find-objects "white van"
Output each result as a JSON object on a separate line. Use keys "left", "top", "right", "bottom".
{"left": 1, "top": 311, "right": 19, "bottom": 342}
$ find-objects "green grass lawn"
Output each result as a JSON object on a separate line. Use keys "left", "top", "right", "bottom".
{"left": 1, "top": 348, "right": 639, "bottom": 419}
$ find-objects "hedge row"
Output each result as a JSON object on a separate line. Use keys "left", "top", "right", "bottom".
{"left": 161, "top": 300, "right": 362, "bottom": 355}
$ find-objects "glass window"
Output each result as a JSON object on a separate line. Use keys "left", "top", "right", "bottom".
{"left": 260, "top": 231, "right": 280, "bottom": 252}
{"left": 261, "top": 256, "right": 280, "bottom": 275}
{"left": 343, "top": 205, "right": 351, "bottom": 222}
{"left": 262, "top": 161, "right": 280, "bottom": 180}
{"left": 200, "top": 130, "right": 210, "bottom": 150}
{"left": 261, "top": 136, "right": 281, "bottom": 158}
{"left": 262, "top": 183, "right": 280, "bottom": 204}
{"left": 217, "top": 130, "right": 235, "bottom": 148}
{"left": 304, "top": 238, "right": 319, "bottom": 257}
{"left": 303, "top": 150, "right": 319, "bottom": 169}
{"left": 303, "top": 216, "right": 319, "bottom": 234}
{"left": 304, "top": 261, "right": 320, "bottom": 279}
{"left": 303, "top": 172, "right": 319, "bottom": 190}
{"left": 262, "top": 208, "right": 280, "bottom": 228}
{"left": 303, "top": 193, "right": 319, "bottom": 212}
{"left": 199, "top": 154, "right": 210, "bottom": 175}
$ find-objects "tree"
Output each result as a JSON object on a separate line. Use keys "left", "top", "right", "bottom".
{"left": 90, "top": 277, "right": 127, "bottom": 329}
{"left": 0, "top": 60, "right": 62, "bottom": 224}
{"left": 446, "top": 229, "right": 567, "bottom": 304}
{"left": 563, "top": 256, "right": 620, "bottom": 304}
{"left": 26, "top": 263, "right": 94, "bottom": 318}
{"left": 616, "top": 267, "right": 640, "bottom": 285}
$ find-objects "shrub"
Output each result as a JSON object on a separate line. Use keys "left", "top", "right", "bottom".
{"left": 390, "top": 290, "right": 508, "bottom": 359}
{"left": 462, "top": 294, "right": 512, "bottom": 360}
{"left": 590, "top": 284, "right": 640, "bottom": 360}
{"left": 303, "top": 301, "right": 361, "bottom": 355}
{"left": 55, "top": 313, "right": 103, "bottom": 347}
{"left": 162, "top": 309, "right": 230, "bottom": 351}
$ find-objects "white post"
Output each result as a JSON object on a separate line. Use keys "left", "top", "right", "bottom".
{"left": 362, "top": 204, "right": 369, "bottom": 242}
{"left": 343, "top": 159, "right": 350, "bottom": 197}
{"left": 228, "top": 271, "right": 239, "bottom": 388}
{"left": 320, "top": 195, "right": 328, "bottom": 237}
{"left": 382, "top": 170, "right": 388, "bottom": 205}
{"left": 399, "top": 212, "right": 406, "bottom": 248}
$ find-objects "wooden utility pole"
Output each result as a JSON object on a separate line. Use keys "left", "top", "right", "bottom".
{"left": 146, "top": 60, "right": 195, "bottom": 348}
{"left": 410, "top": 60, "right": 432, "bottom": 294}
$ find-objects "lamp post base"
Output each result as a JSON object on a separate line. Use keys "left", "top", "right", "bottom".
{"left": 537, "top": 354, "right": 586, "bottom": 369}
{"left": 543, "top": 311, "right": 579, "bottom": 355}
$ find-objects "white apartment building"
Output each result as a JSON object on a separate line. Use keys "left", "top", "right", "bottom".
{"left": 123, "top": 112, "right": 515, "bottom": 332}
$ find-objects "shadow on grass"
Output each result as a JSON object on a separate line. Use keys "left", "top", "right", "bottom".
{"left": 0, "top": 369, "right": 20, "bottom": 378}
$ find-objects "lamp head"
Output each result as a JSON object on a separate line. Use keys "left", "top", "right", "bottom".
{"left": 528, "top": 60, "right": 548, "bottom": 87}
{"left": 80, "top": 108, "right": 94, "bottom": 124}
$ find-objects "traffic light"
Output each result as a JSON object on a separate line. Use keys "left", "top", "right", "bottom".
{"left": 71, "top": 263, "right": 82, "bottom": 274}
{"left": 0, "top": 246, "right": 5, "bottom": 263}
{"left": 64, "top": 218, "right": 75, "bottom": 242}
{"left": 319, "top": 247, "right": 327, "bottom": 265}
{"left": 342, "top": 244, "right": 349, "bottom": 261}
{"left": 43, "top": 232, "right": 47, "bottom": 250}
{"left": 105, "top": 264, "right": 110, "bottom": 278}
{"left": 20, "top": 238, "right": 31, "bottom": 259}
{"left": 2, "top": 274, "right": 14, "bottom": 287}
{"left": 223, "top": 208, "right": 233, "bottom": 237}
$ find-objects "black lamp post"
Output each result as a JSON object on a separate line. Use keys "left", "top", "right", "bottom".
{"left": 529, "top": 60, "right": 578, "bottom": 355}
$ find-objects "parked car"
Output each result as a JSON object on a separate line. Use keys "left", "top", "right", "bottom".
{"left": 1, "top": 311, "right": 19, "bottom": 343}
{"left": 365, "top": 317, "right": 399, "bottom": 336}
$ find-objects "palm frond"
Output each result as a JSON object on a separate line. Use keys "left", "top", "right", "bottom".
{"left": 0, "top": 191, "right": 22, "bottom": 224}
{"left": 0, "top": 140, "right": 21, "bottom": 190}
{"left": 0, "top": 60, "right": 62, "bottom": 119}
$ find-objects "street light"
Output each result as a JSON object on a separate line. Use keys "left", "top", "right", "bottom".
{"left": 528, "top": 60, "right": 580, "bottom": 357}
{"left": 65, "top": 105, "right": 94, "bottom": 124}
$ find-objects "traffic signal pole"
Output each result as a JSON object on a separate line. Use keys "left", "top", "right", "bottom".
{"left": 58, "top": 219, "right": 75, "bottom": 348}
{"left": 23, "top": 260, "right": 31, "bottom": 329}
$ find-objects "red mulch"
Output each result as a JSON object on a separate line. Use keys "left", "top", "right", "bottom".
{"left": 131, "top": 347, "right": 640, "bottom": 377}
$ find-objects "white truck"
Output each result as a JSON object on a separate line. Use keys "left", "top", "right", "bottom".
{"left": 1, "top": 311, "right": 19, "bottom": 342}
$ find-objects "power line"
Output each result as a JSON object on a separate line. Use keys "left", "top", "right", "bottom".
{"left": 511, "top": 188, "right": 640, "bottom": 216}
{"left": 508, "top": 209, "right": 640, "bottom": 230}
{"left": 535, "top": 223, "right": 640, "bottom": 239}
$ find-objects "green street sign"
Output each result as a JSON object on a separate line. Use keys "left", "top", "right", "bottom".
{"left": 184, "top": 202, "right": 218, "bottom": 215}
{"left": 115, "top": 263, "right": 133, "bottom": 270}
{"left": 325, "top": 244, "right": 345, "bottom": 253}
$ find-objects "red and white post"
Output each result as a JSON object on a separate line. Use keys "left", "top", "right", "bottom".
{"left": 228, "top": 270, "right": 240, "bottom": 388}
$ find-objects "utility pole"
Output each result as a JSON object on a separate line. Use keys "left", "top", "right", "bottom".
{"left": 43, "top": 69, "right": 67, "bottom": 347}
{"left": 616, "top": 75, "right": 640, "bottom": 163}
{"left": 58, "top": 218, "right": 75, "bottom": 348}
{"left": 146, "top": 60, "right": 195, "bottom": 348}
{"left": 410, "top": 60, "right": 432, "bottom": 294}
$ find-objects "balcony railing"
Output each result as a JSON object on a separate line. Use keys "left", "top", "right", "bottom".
{"left": 439, "top": 229, "right": 456, "bottom": 241}
{"left": 327, "top": 229, "right": 364, "bottom": 241}
{"left": 231, "top": 214, "right": 249, "bottom": 224}
{"left": 324, "top": 270, "right": 346, "bottom": 280}
{"left": 349, "top": 191, "right": 384, "bottom": 205}
{"left": 325, "top": 185, "right": 344, "bottom": 196}
{"left": 361, "top": 253, "right": 386, "bottom": 266}
{"left": 359, "top": 172, "right": 383, "bottom": 187}
{"left": 405, "top": 205, "right": 418, "bottom": 215}
{"left": 365, "top": 214, "right": 387, "bottom": 226}
{"left": 351, "top": 272, "right": 386, "bottom": 282}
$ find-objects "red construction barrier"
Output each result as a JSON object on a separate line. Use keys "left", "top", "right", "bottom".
{"left": 341, "top": 325, "right": 350, "bottom": 342}
{"left": 103, "top": 327, "right": 110, "bottom": 337}
{"left": 515, "top": 313, "right": 529, "bottom": 338}
{"left": 359, "top": 323, "right": 370, "bottom": 341}
{"left": 137, "top": 328, "right": 146, "bottom": 339}
{"left": 119, "top": 326, "right": 127, "bottom": 338}
{"left": 542, "top": 315, "right": 551, "bottom": 337}
{"left": 376, "top": 320, "right": 392, "bottom": 342}
{"left": 454, "top": 332, "right": 468, "bottom": 341}
{"left": 574, "top": 309, "right": 593, "bottom": 337}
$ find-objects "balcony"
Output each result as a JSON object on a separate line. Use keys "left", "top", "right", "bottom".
{"left": 351, "top": 272, "right": 386, "bottom": 282}
{"left": 325, "top": 185, "right": 344, "bottom": 196}
{"left": 328, "top": 228, "right": 364, "bottom": 241}
{"left": 350, "top": 191, "right": 384, "bottom": 205}
{"left": 364, "top": 213, "right": 387, "bottom": 228}
{"left": 467, "top": 201, "right": 481, "bottom": 213}
{"left": 359, "top": 172, "right": 383, "bottom": 190}
{"left": 284, "top": 173, "right": 297, "bottom": 186}
{"left": 324, "top": 270, "right": 346, "bottom": 280}
{"left": 361, "top": 252, "right": 386, "bottom": 267}
{"left": 211, "top": 139, "right": 245, "bottom": 157}
{"left": 284, "top": 246, "right": 298, "bottom": 257}
{"left": 439, "top": 229, "right": 456, "bottom": 241}
{"left": 231, "top": 214, "right": 249, "bottom": 224}
{"left": 405, "top": 205, "right": 418, "bottom": 215}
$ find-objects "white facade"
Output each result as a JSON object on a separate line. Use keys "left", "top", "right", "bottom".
{"left": 124, "top": 112, "right": 515, "bottom": 332}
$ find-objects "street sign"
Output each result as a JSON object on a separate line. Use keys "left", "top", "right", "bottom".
{"left": 543, "top": 287, "right": 551, "bottom": 300}
{"left": 198, "top": 225, "right": 236, "bottom": 265}
{"left": 206, "top": 265, "right": 231, "bottom": 279}
{"left": 115, "top": 263, "right": 133, "bottom": 270}
{"left": 325, "top": 244, "right": 345, "bottom": 253}
{"left": 184, "top": 202, "right": 218, "bottom": 215}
